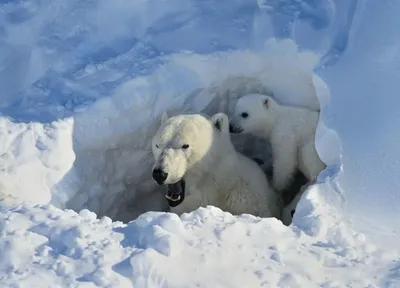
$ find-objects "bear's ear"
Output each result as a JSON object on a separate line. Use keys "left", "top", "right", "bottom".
{"left": 161, "top": 111, "right": 169, "bottom": 124}
{"left": 211, "top": 113, "right": 229, "bottom": 133}
{"left": 263, "top": 98, "right": 269, "bottom": 109}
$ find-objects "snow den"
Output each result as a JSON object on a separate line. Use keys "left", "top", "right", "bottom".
{"left": 51, "top": 39, "right": 339, "bottom": 223}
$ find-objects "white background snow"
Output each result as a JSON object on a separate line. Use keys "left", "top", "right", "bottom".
{"left": 0, "top": 0, "right": 400, "bottom": 287}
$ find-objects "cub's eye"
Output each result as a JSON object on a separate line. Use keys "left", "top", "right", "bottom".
{"left": 241, "top": 112, "right": 249, "bottom": 118}
{"left": 182, "top": 144, "right": 189, "bottom": 149}
{"left": 155, "top": 144, "right": 160, "bottom": 148}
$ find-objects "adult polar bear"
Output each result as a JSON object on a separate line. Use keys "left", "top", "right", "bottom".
{"left": 229, "top": 94, "right": 326, "bottom": 204}
{"left": 151, "top": 111, "right": 281, "bottom": 218}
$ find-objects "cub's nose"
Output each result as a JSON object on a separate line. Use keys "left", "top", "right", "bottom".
{"left": 229, "top": 123, "right": 235, "bottom": 133}
{"left": 152, "top": 168, "right": 168, "bottom": 185}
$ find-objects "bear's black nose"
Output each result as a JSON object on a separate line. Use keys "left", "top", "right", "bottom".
{"left": 152, "top": 168, "right": 168, "bottom": 185}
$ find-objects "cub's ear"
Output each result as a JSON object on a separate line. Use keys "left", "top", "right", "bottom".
{"left": 262, "top": 95, "right": 275, "bottom": 109}
{"left": 211, "top": 112, "right": 229, "bottom": 133}
{"left": 161, "top": 112, "right": 169, "bottom": 124}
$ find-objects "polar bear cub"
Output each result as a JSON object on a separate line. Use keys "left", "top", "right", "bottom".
{"left": 151, "top": 111, "right": 281, "bottom": 218}
{"left": 229, "top": 94, "right": 326, "bottom": 198}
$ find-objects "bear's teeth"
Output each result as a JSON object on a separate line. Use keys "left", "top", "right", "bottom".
{"left": 165, "top": 194, "right": 181, "bottom": 201}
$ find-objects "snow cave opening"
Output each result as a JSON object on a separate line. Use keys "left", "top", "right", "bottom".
{"left": 53, "top": 41, "right": 333, "bottom": 224}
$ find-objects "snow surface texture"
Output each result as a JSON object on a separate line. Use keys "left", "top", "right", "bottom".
{"left": 1, "top": 0, "right": 400, "bottom": 287}
{"left": 1, "top": 202, "right": 398, "bottom": 288}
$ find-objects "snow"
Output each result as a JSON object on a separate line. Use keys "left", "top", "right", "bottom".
{"left": 1, "top": 0, "right": 400, "bottom": 287}
{"left": 317, "top": 0, "right": 400, "bottom": 244}
{"left": 0, "top": 203, "right": 397, "bottom": 287}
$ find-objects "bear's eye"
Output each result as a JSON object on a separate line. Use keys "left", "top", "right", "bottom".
{"left": 241, "top": 112, "right": 249, "bottom": 118}
{"left": 155, "top": 144, "right": 160, "bottom": 148}
{"left": 182, "top": 144, "right": 189, "bottom": 149}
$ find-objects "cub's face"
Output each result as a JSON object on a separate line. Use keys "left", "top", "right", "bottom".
{"left": 229, "top": 94, "right": 275, "bottom": 135}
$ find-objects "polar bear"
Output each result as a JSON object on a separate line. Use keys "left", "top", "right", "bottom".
{"left": 151, "top": 111, "right": 281, "bottom": 218}
{"left": 229, "top": 94, "right": 326, "bottom": 203}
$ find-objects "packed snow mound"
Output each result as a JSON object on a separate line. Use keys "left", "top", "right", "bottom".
{"left": 1, "top": 197, "right": 399, "bottom": 288}
{"left": 0, "top": 118, "right": 74, "bottom": 205}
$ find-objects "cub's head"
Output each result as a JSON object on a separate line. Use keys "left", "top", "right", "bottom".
{"left": 151, "top": 112, "right": 229, "bottom": 206}
{"left": 229, "top": 94, "right": 278, "bottom": 136}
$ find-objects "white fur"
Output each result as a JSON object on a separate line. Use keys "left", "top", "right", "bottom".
{"left": 152, "top": 112, "right": 281, "bottom": 218}
{"left": 230, "top": 93, "right": 326, "bottom": 193}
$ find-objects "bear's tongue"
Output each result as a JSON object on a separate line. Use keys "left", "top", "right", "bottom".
{"left": 166, "top": 180, "right": 185, "bottom": 207}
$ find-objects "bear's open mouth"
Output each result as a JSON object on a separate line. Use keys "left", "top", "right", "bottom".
{"left": 166, "top": 179, "right": 185, "bottom": 207}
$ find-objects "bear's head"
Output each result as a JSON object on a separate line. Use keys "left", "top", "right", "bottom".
{"left": 151, "top": 112, "right": 230, "bottom": 206}
{"left": 229, "top": 93, "right": 278, "bottom": 136}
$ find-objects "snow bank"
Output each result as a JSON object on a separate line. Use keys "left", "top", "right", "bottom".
{"left": 317, "top": 0, "right": 400, "bottom": 238}
{"left": 0, "top": 118, "right": 74, "bottom": 206}
{"left": 1, "top": 204, "right": 397, "bottom": 287}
